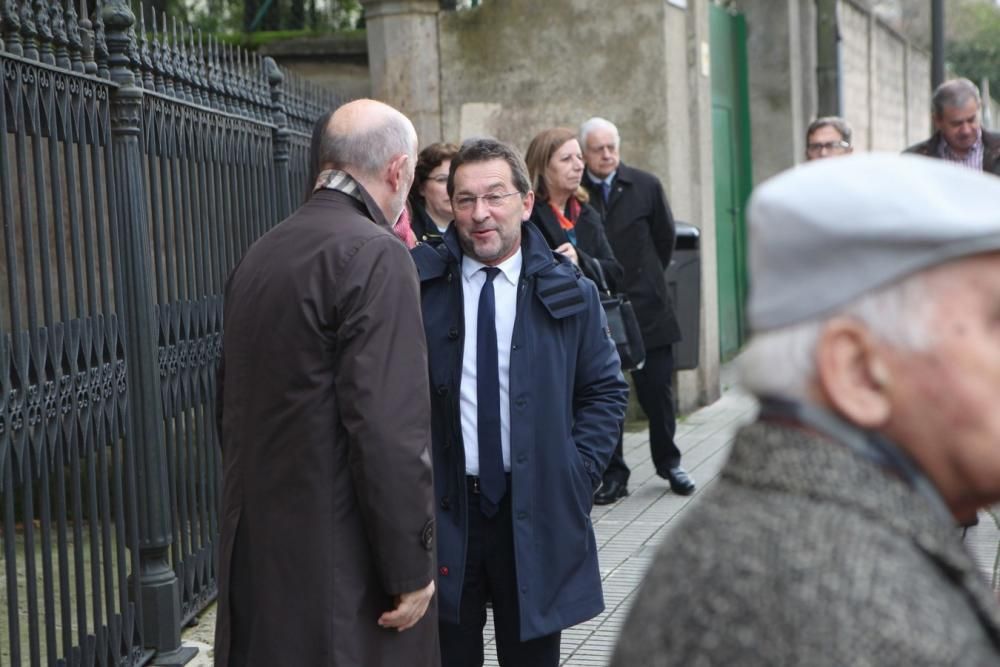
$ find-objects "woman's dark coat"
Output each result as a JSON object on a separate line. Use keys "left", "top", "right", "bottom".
{"left": 529, "top": 199, "right": 623, "bottom": 292}
{"left": 410, "top": 199, "right": 448, "bottom": 245}
{"left": 411, "top": 222, "right": 629, "bottom": 641}
{"left": 215, "top": 187, "right": 439, "bottom": 666}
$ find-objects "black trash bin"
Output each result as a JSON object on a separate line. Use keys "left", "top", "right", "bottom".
{"left": 664, "top": 223, "right": 700, "bottom": 371}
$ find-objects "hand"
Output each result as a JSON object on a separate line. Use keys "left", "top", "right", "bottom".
{"left": 378, "top": 580, "right": 435, "bottom": 632}
{"left": 555, "top": 242, "right": 579, "bottom": 265}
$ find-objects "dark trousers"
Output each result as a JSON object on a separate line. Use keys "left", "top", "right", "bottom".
{"left": 603, "top": 345, "right": 681, "bottom": 483}
{"left": 439, "top": 481, "right": 561, "bottom": 667}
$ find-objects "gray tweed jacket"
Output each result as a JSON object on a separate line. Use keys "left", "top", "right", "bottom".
{"left": 611, "top": 420, "right": 1000, "bottom": 667}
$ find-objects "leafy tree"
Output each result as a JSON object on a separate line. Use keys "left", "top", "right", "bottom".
{"left": 166, "top": 0, "right": 362, "bottom": 34}
{"left": 946, "top": 0, "right": 1000, "bottom": 92}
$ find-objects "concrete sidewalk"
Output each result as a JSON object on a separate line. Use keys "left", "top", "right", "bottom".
{"left": 179, "top": 385, "right": 1000, "bottom": 665}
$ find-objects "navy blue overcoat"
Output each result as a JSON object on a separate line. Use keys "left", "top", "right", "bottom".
{"left": 412, "top": 222, "right": 629, "bottom": 641}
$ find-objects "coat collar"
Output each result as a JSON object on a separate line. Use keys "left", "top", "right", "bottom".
{"left": 309, "top": 181, "right": 393, "bottom": 233}
{"left": 726, "top": 418, "right": 1000, "bottom": 641}
{"left": 612, "top": 162, "right": 637, "bottom": 185}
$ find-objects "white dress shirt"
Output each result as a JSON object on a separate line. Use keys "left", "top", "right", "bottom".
{"left": 460, "top": 249, "right": 522, "bottom": 475}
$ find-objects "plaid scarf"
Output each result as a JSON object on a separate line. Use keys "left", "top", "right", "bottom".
{"left": 313, "top": 169, "right": 415, "bottom": 248}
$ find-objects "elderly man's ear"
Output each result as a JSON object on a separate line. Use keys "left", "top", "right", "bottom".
{"left": 813, "top": 318, "right": 892, "bottom": 428}
{"left": 386, "top": 153, "right": 410, "bottom": 192}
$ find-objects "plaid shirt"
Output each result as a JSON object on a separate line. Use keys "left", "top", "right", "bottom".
{"left": 938, "top": 129, "right": 984, "bottom": 170}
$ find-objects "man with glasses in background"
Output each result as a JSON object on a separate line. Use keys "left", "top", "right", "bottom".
{"left": 412, "top": 138, "right": 628, "bottom": 666}
{"left": 805, "top": 116, "right": 853, "bottom": 161}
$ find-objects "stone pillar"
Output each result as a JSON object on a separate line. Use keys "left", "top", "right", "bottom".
{"left": 360, "top": 0, "right": 442, "bottom": 146}
{"left": 738, "top": 0, "right": 816, "bottom": 182}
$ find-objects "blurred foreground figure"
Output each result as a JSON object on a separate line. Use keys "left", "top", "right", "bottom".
{"left": 216, "top": 100, "right": 439, "bottom": 666}
{"left": 612, "top": 153, "right": 1000, "bottom": 666}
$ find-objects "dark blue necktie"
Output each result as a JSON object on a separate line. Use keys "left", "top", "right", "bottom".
{"left": 477, "top": 267, "right": 505, "bottom": 517}
{"left": 601, "top": 180, "right": 611, "bottom": 205}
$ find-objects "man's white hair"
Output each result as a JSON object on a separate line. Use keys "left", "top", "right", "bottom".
{"left": 738, "top": 271, "right": 933, "bottom": 400}
{"left": 579, "top": 117, "right": 621, "bottom": 150}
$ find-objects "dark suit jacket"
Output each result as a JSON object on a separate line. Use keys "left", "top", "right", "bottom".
{"left": 904, "top": 129, "right": 1000, "bottom": 176}
{"left": 582, "top": 163, "right": 681, "bottom": 347}
{"left": 529, "top": 199, "right": 623, "bottom": 292}
{"left": 216, "top": 187, "right": 439, "bottom": 666}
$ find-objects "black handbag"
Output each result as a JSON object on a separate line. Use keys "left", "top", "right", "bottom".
{"left": 590, "top": 261, "right": 646, "bottom": 371}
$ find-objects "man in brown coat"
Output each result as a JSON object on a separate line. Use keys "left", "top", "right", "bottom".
{"left": 215, "top": 99, "right": 439, "bottom": 666}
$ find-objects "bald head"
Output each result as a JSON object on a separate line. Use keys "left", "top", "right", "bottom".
{"left": 319, "top": 99, "right": 418, "bottom": 179}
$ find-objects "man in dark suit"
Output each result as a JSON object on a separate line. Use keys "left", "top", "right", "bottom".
{"left": 904, "top": 78, "right": 1000, "bottom": 175}
{"left": 579, "top": 117, "right": 695, "bottom": 503}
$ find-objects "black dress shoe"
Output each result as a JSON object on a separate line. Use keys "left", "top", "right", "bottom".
{"left": 664, "top": 467, "right": 696, "bottom": 496}
{"left": 593, "top": 479, "right": 629, "bottom": 505}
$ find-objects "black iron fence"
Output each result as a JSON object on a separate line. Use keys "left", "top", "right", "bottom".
{"left": 0, "top": 0, "right": 339, "bottom": 663}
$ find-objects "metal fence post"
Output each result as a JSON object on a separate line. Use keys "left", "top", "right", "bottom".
{"left": 102, "top": 0, "right": 196, "bottom": 662}
{"left": 266, "top": 56, "right": 293, "bottom": 219}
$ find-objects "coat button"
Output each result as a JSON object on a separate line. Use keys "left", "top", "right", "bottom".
{"left": 440, "top": 566, "right": 449, "bottom": 576}
{"left": 441, "top": 497, "right": 451, "bottom": 511}
{"left": 514, "top": 398, "right": 527, "bottom": 408}
{"left": 516, "top": 454, "right": 526, "bottom": 464}
{"left": 421, "top": 520, "right": 434, "bottom": 550}
{"left": 448, "top": 327, "right": 459, "bottom": 340}
{"left": 517, "top": 511, "right": 527, "bottom": 520}
{"left": 437, "top": 385, "right": 448, "bottom": 396}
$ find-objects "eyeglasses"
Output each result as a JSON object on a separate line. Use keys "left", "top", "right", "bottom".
{"left": 806, "top": 140, "right": 851, "bottom": 154}
{"left": 452, "top": 191, "right": 521, "bottom": 211}
{"left": 427, "top": 175, "right": 449, "bottom": 184}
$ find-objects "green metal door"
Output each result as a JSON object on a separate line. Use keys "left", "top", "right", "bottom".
{"left": 710, "top": 4, "right": 753, "bottom": 360}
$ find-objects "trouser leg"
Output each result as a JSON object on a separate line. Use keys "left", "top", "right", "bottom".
{"left": 439, "top": 492, "right": 489, "bottom": 667}
{"left": 631, "top": 345, "right": 681, "bottom": 474}
{"left": 486, "top": 495, "right": 561, "bottom": 667}
{"left": 601, "top": 427, "right": 630, "bottom": 485}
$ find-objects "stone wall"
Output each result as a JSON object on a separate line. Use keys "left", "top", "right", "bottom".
{"left": 260, "top": 33, "right": 371, "bottom": 101}
{"left": 739, "top": 0, "right": 815, "bottom": 186}
{"left": 738, "top": 0, "right": 931, "bottom": 183}
{"left": 438, "top": 1, "right": 669, "bottom": 174}
{"left": 436, "top": 0, "right": 720, "bottom": 410}
{"left": 840, "top": 0, "right": 930, "bottom": 151}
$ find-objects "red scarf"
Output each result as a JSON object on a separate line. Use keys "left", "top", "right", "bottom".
{"left": 549, "top": 198, "right": 581, "bottom": 231}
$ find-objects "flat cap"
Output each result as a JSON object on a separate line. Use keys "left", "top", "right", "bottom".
{"left": 747, "top": 153, "right": 1000, "bottom": 332}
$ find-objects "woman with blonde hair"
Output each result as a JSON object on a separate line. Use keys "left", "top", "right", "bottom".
{"left": 525, "top": 127, "right": 622, "bottom": 289}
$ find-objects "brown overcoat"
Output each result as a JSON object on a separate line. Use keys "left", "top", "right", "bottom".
{"left": 214, "top": 186, "right": 439, "bottom": 666}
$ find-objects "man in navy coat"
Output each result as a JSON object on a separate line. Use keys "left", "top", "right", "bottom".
{"left": 412, "top": 138, "right": 628, "bottom": 666}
